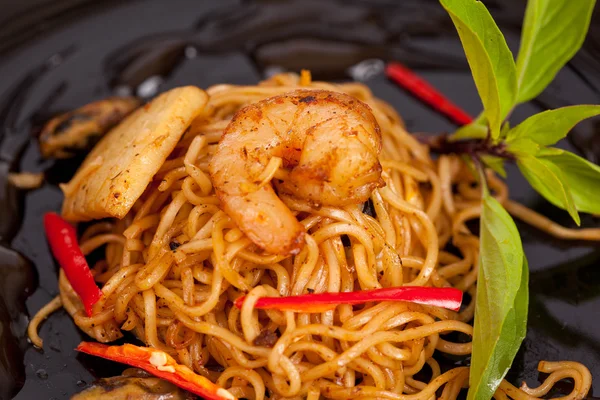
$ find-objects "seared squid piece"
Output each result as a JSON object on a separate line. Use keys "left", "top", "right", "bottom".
{"left": 39, "top": 97, "right": 140, "bottom": 158}
{"left": 61, "top": 86, "right": 208, "bottom": 221}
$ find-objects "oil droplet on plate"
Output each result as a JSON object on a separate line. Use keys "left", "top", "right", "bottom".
{"left": 35, "top": 369, "right": 48, "bottom": 380}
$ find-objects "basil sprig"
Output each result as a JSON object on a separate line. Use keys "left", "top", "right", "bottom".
{"left": 536, "top": 150, "right": 600, "bottom": 215}
{"left": 439, "top": 0, "right": 599, "bottom": 398}
{"left": 439, "top": 0, "right": 516, "bottom": 139}
{"left": 471, "top": 187, "right": 529, "bottom": 400}
{"left": 516, "top": 154, "right": 580, "bottom": 224}
{"left": 506, "top": 105, "right": 600, "bottom": 223}
{"left": 507, "top": 105, "right": 600, "bottom": 146}
{"left": 516, "top": 0, "right": 596, "bottom": 103}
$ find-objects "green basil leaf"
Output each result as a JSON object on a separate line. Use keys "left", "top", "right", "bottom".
{"left": 451, "top": 112, "right": 487, "bottom": 141}
{"left": 500, "top": 121, "right": 511, "bottom": 137}
{"left": 469, "top": 193, "right": 526, "bottom": 400}
{"left": 506, "top": 138, "right": 540, "bottom": 157}
{"left": 452, "top": 120, "right": 488, "bottom": 141}
{"left": 461, "top": 155, "right": 478, "bottom": 179}
{"left": 440, "top": 0, "right": 517, "bottom": 139}
{"left": 477, "top": 253, "right": 528, "bottom": 400}
{"left": 506, "top": 105, "right": 600, "bottom": 146}
{"left": 481, "top": 155, "right": 507, "bottom": 178}
{"left": 517, "top": 154, "right": 580, "bottom": 225}
{"left": 515, "top": 0, "right": 596, "bottom": 103}
{"left": 513, "top": 255, "right": 529, "bottom": 349}
{"left": 539, "top": 150, "right": 600, "bottom": 215}
{"left": 535, "top": 146, "right": 565, "bottom": 157}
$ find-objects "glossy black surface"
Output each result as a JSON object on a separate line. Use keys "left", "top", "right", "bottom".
{"left": 0, "top": 0, "right": 599, "bottom": 398}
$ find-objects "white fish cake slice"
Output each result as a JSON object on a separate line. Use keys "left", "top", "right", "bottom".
{"left": 61, "top": 86, "right": 208, "bottom": 221}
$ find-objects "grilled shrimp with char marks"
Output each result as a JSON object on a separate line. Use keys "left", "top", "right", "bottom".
{"left": 209, "top": 89, "right": 384, "bottom": 256}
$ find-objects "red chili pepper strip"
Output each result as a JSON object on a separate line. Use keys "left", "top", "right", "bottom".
{"left": 235, "top": 286, "right": 463, "bottom": 313}
{"left": 44, "top": 212, "right": 102, "bottom": 316}
{"left": 385, "top": 62, "right": 474, "bottom": 126}
{"left": 76, "top": 342, "right": 237, "bottom": 400}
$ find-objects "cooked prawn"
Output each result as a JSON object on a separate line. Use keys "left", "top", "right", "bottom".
{"left": 209, "top": 89, "right": 384, "bottom": 255}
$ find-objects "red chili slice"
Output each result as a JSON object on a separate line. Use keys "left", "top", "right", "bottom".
{"left": 76, "top": 342, "right": 236, "bottom": 400}
{"left": 235, "top": 286, "right": 463, "bottom": 313}
{"left": 44, "top": 212, "right": 102, "bottom": 316}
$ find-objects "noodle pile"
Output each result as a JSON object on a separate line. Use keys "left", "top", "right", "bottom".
{"left": 30, "top": 72, "right": 598, "bottom": 400}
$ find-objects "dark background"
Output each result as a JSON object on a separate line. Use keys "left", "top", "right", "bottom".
{"left": 1, "top": 0, "right": 599, "bottom": 399}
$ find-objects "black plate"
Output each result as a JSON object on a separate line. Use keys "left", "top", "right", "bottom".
{"left": 1, "top": 1, "right": 600, "bottom": 399}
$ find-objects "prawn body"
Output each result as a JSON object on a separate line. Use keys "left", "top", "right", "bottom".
{"left": 210, "top": 90, "right": 384, "bottom": 255}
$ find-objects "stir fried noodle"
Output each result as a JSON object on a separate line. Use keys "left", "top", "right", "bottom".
{"left": 31, "top": 72, "right": 598, "bottom": 400}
